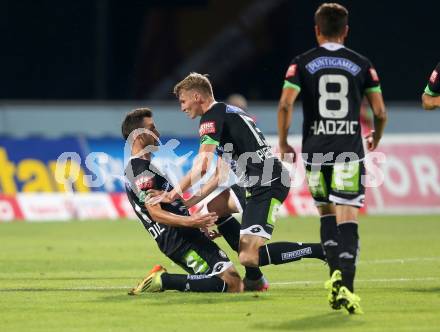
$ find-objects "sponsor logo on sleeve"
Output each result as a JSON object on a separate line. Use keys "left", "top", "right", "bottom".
{"left": 429, "top": 70, "right": 439, "bottom": 84}
{"left": 199, "top": 121, "right": 216, "bottom": 137}
{"left": 285, "top": 64, "right": 297, "bottom": 78}
{"left": 135, "top": 176, "right": 154, "bottom": 191}
{"left": 369, "top": 68, "right": 379, "bottom": 82}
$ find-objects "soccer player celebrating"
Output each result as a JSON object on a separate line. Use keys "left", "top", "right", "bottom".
{"left": 164, "top": 72, "right": 325, "bottom": 281}
{"left": 422, "top": 62, "right": 440, "bottom": 110}
{"left": 122, "top": 108, "right": 243, "bottom": 294}
{"left": 277, "top": 3, "right": 387, "bottom": 313}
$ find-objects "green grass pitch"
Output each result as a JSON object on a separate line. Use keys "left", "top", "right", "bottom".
{"left": 1, "top": 215, "right": 440, "bottom": 331}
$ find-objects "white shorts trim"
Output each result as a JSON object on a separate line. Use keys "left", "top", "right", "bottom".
{"left": 313, "top": 200, "right": 331, "bottom": 207}
{"left": 240, "top": 225, "right": 271, "bottom": 240}
{"left": 329, "top": 194, "right": 365, "bottom": 208}
{"left": 229, "top": 187, "right": 243, "bottom": 213}
{"left": 208, "top": 261, "right": 234, "bottom": 277}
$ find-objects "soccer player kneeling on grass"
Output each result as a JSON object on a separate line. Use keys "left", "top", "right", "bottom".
{"left": 122, "top": 108, "right": 243, "bottom": 294}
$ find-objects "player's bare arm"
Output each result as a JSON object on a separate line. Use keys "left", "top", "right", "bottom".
{"left": 184, "top": 155, "right": 230, "bottom": 207}
{"left": 167, "top": 142, "right": 217, "bottom": 201}
{"left": 421, "top": 93, "right": 440, "bottom": 110}
{"left": 421, "top": 63, "right": 440, "bottom": 110}
{"left": 365, "top": 91, "right": 387, "bottom": 151}
{"left": 277, "top": 82, "right": 300, "bottom": 161}
{"left": 146, "top": 203, "right": 217, "bottom": 228}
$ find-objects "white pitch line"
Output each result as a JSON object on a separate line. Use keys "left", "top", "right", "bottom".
{"left": 296, "top": 257, "right": 440, "bottom": 268}
{"left": 2, "top": 277, "right": 439, "bottom": 292}
{"left": 359, "top": 257, "right": 440, "bottom": 265}
{"left": 271, "top": 277, "right": 440, "bottom": 286}
{"left": 1, "top": 257, "right": 439, "bottom": 292}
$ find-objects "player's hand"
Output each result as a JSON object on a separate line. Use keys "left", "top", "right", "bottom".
{"left": 145, "top": 189, "right": 172, "bottom": 205}
{"left": 201, "top": 228, "right": 222, "bottom": 240}
{"left": 188, "top": 212, "right": 218, "bottom": 228}
{"left": 279, "top": 143, "right": 296, "bottom": 163}
{"left": 365, "top": 130, "right": 381, "bottom": 151}
{"left": 166, "top": 189, "right": 181, "bottom": 202}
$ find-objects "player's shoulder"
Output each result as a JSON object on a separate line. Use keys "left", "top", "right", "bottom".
{"left": 290, "top": 47, "right": 321, "bottom": 64}
{"left": 201, "top": 102, "right": 226, "bottom": 119}
{"left": 126, "top": 157, "right": 151, "bottom": 177}
{"left": 342, "top": 47, "right": 372, "bottom": 66}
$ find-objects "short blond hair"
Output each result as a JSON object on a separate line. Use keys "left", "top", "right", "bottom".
{"left": 173, "top": 72, "right": 214, "bottom": 97}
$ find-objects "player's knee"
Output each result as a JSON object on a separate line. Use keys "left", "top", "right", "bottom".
{"left": 318, "top": 203, "right": 335, "bottom": 216}
{"left": 207, "top": 195, "right": 229, "bottom": 217}
{"left": 238, "top": 235, "right": 264, "bottom": 267}
{"left": 226, "top": 275, "right": 244, "bottom": 293}
{"left": 220, "top": 268, "right": 243, "bottom": 293}
{"left": 238, "top": 250, "right": 259, "bottom": 267}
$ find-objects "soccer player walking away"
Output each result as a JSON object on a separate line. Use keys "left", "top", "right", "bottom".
{"left": 422, "top": 63, "right": 440, "bottom": 110}
{"left": 122, "top": 108, "right": 243, "bottom": 294}
{"left": 163, "top": 72, "right": 326, "bottom": 288}
{"left": 277, "top": 3, "right": 387, "bottom": 314}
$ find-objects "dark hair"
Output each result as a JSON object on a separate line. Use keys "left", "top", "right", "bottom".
{"left": 315, "top": 3, "right": 348, "bottom": 38}
{"left": 121, "top": 108, "right": 153, "bottom": 140}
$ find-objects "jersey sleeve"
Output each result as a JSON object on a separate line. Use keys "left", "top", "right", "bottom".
{"left": 363, "top": 60, "right": 382, "bottom": 94}
{"left": 199, "top": 106, "right": 224, "bottom": 146}
{"left": 126, "top": 159, "right": 158, "bottom": 203}
{"left": 282, "top": 57, "right": 301, "bottom": 92}
{"left": 424, "top": 62, "right": 440, "bottom": 96}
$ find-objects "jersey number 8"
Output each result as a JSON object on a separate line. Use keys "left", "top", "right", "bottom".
{"left": 318, "top": 74, "right": 349, "bottom": 119}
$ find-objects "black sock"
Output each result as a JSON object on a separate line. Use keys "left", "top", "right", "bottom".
{"left": 161, "top": 273, "right": 228, "bottom": 292}
{"left": 337, "top": 222, "right": 359, "bottom": 292}
{"left": 320, "top": 214, "right": 340, "bottom": 275}
{"left": 217, "top": 216, "right": 263, "bottom": 281}
{"left": 258, "top": 242, "right": 325, "bottom": 266}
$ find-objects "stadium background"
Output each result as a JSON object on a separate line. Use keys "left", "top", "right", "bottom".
{"left": 1, "top": 0, "right": 439, "bottom": 221}
{"left": 1, "top": 2, "right": 440, "bottom": 331}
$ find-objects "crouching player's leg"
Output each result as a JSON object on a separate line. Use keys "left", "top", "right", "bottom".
{"left": 205, "top": 185, "right": 268, "bottom": 291}
{"left": 238, "top": 180, "right": 325, "bottom": 268}
{"left": 129, "top": 236, "right": 243, "bottom": 294}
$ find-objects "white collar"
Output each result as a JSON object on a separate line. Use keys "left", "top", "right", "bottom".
{"left": 208, "top": 100, "right": 218, "bottom": 110}
{"left": 320, "top": 42, "right": 345, "bottom": 51}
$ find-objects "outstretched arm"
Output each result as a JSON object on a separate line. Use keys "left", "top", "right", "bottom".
{"left": 184, "top": 156, "right": 231, "bottom": 207}
{"left": 169, "top": 143, "right": 217, "bottom": 200}
{"left": 146, "top": 203, "right": 217, "bottom": 228}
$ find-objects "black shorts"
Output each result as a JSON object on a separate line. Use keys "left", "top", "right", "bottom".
{"left": 168, "top": 234, "right": 233, "bottom": 276}
{"left": 305, "top": 161, "right": 365, "bottom": 208}
{"left": 240, "top": 178, "right": 289, "bottom": 240}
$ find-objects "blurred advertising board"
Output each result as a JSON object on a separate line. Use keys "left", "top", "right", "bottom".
{"left": 0, "top": 134, "right": 439, "bottom": 221}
